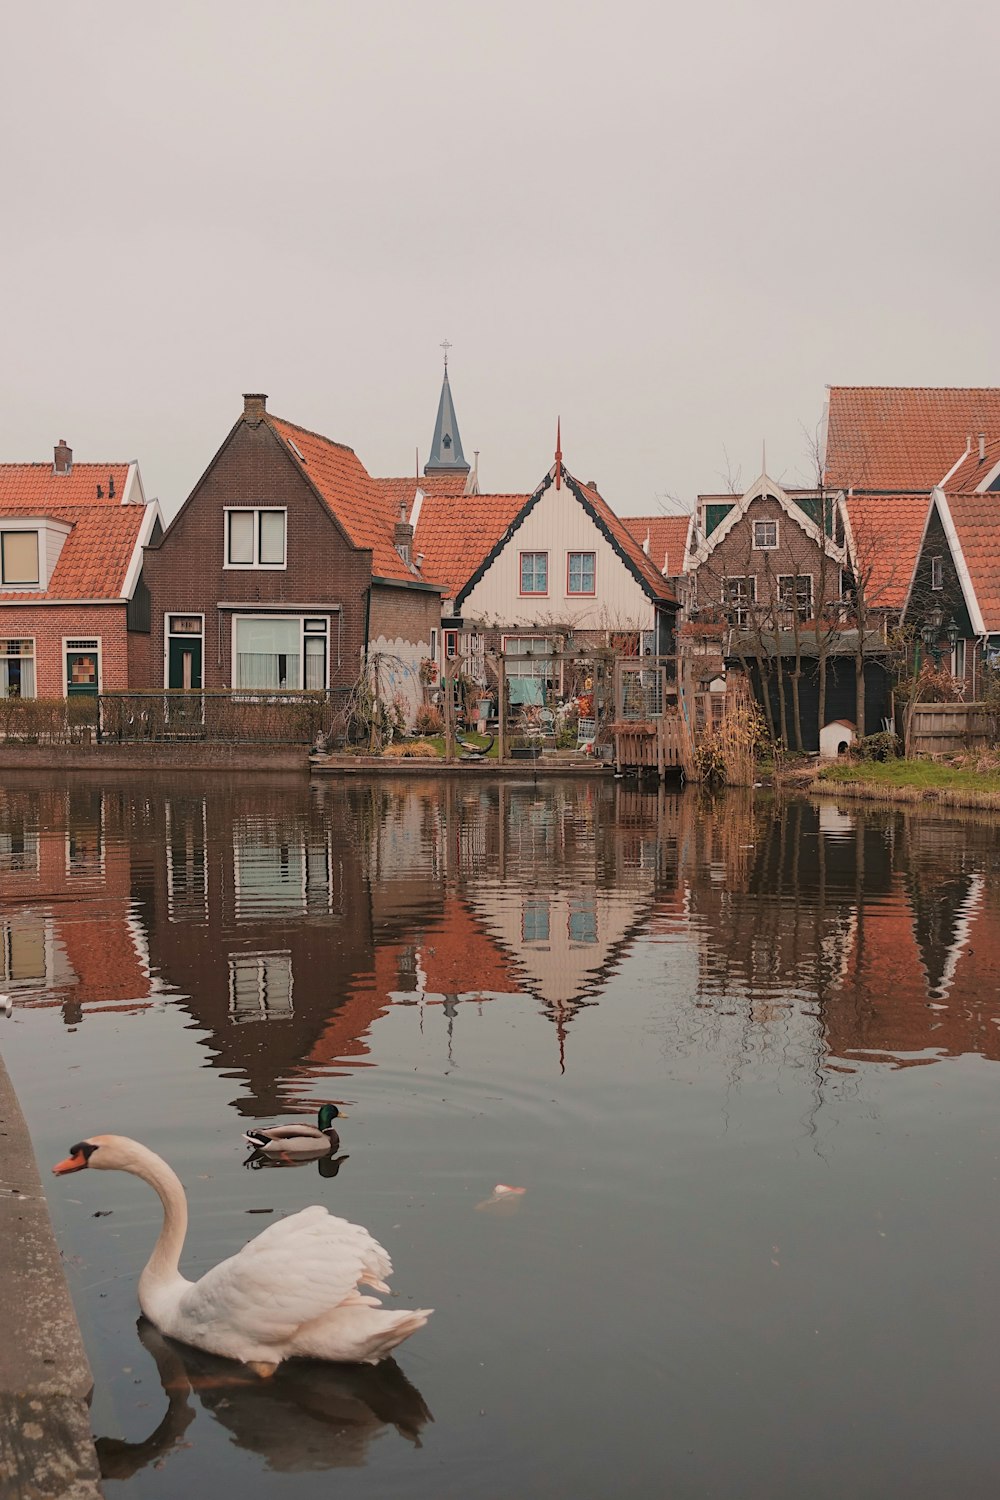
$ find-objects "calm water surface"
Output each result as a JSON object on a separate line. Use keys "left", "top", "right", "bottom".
{"left": 3, "top": 773, "right": 1000, "bottom": 1499}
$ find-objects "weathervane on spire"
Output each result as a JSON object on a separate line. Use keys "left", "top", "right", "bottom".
{"left": 440, "top": 339, "right": 452, "bottom": 371}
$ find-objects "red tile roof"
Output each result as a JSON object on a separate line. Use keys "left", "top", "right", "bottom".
{"left": 842, "top": 493, "right": 929, "bottom": 609}
{"left": 825, "top": 386, "right": 1000, "bottom": 492}
{"left": 0, "top": 503, "right": 148, "bottom": 602}
{"left": 622, "top": 514, "right": 692, "bottom": 576}
{"left": 942, "top": 492, "right": 1000, "bottom": 632}
{"left": 0, "top": 459, "right": 154, "bottom": 601}
{"left": 938, "top": 437, "right": 1000, "bottom": 494}
{"left": 269, "top": 417, "right": 426, "bottom": 586}
{"left": 0, "top": 463, "right": 131, "bottom": 509}
{"left": 411, "top": 491, "right": 530, "bottom": 599}
{"left": 373, "top": 473, "right": 469, "bottom": 515}
{"left": 573, "top": 478, "right": 677, "bottom": 602}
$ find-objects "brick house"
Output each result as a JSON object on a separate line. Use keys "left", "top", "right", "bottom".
{"left": 140, "top": 394, "right": 442, "bottom": 724}
{"left": 689, "top": 472, "right": 844, "bottom": 632}
{"left": 0, "top": 441, "right": 160, "bottom": 700}
{"left": 904, "top": 437, "right": 1000, "bottom": 696}
{"left": 824, "top": 386, "right": 1000, "bottom": 695}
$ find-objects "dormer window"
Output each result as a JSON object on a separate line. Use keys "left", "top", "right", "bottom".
{"left": 1, "top": 532, "right": 39, "bottom": 587}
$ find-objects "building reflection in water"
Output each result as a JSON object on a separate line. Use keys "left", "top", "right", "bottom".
{"left": 3, "top": 776, "right": 1000, "bottom": 1108}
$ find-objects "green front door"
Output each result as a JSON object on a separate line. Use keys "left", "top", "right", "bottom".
{"left": 168, "top": 637, "right": 202, "bottom": 690}
{"left": 66, "top": 648, "right": 99, "bottom": 695}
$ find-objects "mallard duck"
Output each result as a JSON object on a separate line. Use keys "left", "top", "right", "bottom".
{"left": 242, "top": 1104, "right": 344, "bottom": 1155}
{"left": 53, "top": 1134, "right": 431, "bottom": 1374}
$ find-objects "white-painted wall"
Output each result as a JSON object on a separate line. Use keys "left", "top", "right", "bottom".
{"left": 461, "top": 486, "right": 655, "bottom": 633}
{"left": 369, "top": 632, "right": 428, "bottom": 728}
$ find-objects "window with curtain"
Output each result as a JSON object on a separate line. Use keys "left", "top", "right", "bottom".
{"left": 235, "top": 617, "right": 301, "bottom": 689}
{"left": 520, "top": 552, "right": 548, "bottom": 594}
{"left": 0, "top": 532, "right": 39, "bottom": 586}
{"left": 0, "top": 639, "right": 36, "bottom": 698}
{"left": 226, "top": 509, "right": 286, "bottom": 567}
{"left": 567, "top": 552, "right": 595, "bottom": 594}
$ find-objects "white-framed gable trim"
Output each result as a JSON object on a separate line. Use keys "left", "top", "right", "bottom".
{"left": 121, "top": 501, "right": 164, "bottom": 601}
{"left": 904, "top": 488, "right": 985, "bottom": 635}
{"left": 691, "top": 473, "right": 842, "bottom": 568}
{"left": 455, "top": 466, "right": 674, "bottom": 611}
{"left": 937, "top": 441, "right": 972, "bottom": 490}
{"left": 121, "top": 461, "right": 146, "bottom": 507}
{"left": 975, "top": 456, "right": 1000, "bottom": 494}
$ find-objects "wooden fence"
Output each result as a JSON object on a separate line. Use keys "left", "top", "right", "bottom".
{"left": 908, "top": 701, "right": 995, "bottom": 756}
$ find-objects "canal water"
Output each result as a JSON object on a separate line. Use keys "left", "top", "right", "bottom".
{"left": 3, "top": 773, "right": 1000, "bottom": 1499}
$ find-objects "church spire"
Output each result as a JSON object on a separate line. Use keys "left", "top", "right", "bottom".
{"left": 425, "top": 342, "right": 470, "bottom": 476}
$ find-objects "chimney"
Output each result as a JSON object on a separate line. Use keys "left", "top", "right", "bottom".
{"left": 53, "top": 439, "right": 72, "bottom": 475}
{"left": 979, "top": 433, "right": 986, "bottom": 462}
{"left": 394, "top": 500, "right": 413, "bottom": 563}
{"left": 243, "top": 393, "right": 267, "bottom": 425}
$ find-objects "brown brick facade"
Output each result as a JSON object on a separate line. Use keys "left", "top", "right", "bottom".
{"left": 141, "top": 418, "right": 372, "bottom": 692}
{"left": 0, "top": 604, "right": 129, "bottom": 697}
{"left": 693, "top": 495, "right": 841, "bottom": 623}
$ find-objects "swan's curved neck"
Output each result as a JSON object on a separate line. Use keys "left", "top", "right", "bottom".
{"left": 119, "top": 1140, "right": 189, "bottom": 1293}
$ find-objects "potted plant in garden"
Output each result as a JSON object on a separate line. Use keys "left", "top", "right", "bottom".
{"left": 509, "top": 734, "right": 542, "bottom": 760}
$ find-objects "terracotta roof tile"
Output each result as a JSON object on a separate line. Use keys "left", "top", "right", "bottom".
{"left": 621, "top": 514, "right": 692, "bottom": 576}
{"left": 0, "top": 503, "right": 146, "bottom": 601}
{"left": 0, "top": 463, "right": 131, "bottom": 510}
{"left": 411, "top": 491, "right": 530, "bottom": 598}
{"left": 268, "top": 417, "right": 424, "bottom": 586}
{"left": 943, "top": 492, "right": 1000, "bottom": 632}
{"left": 573, "top": 478, "right": 676, "bottom": 602}
{"left": 373, "top": 474, "right": 469, "bottom": 514}
{"left": 825, "top": 386, "right": 1000, "bottom": 492}
{"left": 939, "top": 437, "right": 1000, "bottom": 494}
{"left": 842, "top": 493, "right": 929, "bottom": 609}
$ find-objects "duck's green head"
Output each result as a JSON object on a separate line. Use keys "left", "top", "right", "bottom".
{"left": 318, "top": 1104, "right": 342, "bottom": 1130}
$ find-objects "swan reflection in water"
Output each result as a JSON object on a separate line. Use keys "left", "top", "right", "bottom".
{"left": 95, "top": 1317, "right": 433, "bottom": 1480}
{"left": 242, "top": 1144, "right": 350, "bottom": 1178}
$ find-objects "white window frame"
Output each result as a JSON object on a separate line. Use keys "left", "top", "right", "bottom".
{"left": 931, "top": 555, "right": 944, "bottom": 590}
{"left": 0, "top": 637, "right": 37, "bottom": 699}
{"left": 223, "top": 507, "right": 288, "bottom": 570}
{"left": 62, "top": 637, "right": 102, "bottom": 693}
{"left": 162, "top": 612, "right": 206, "bottom": 688}
{"left": 0, "top": 529, "right": 41, "bottom": 588}
{"left": 777, "top": 573, "right": 814, "bottom": 621}
{"left": 952, "top": 638, "right": 966, "bottom": 680}
{"left": 752, "top": 519, "right": 779, "bottom": 550}
{"left": 230, "top": 615, "right": 329, "bottom": 692}
{"left": 501, "top": 634, "right": 562, "bottom": 692}
{"left": 723, "top": 576, "right": 757, "bottom": 626}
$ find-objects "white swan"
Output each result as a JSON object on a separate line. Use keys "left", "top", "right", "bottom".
{"left": 53, "top": 1135, "right": 432, "bottom": 1375}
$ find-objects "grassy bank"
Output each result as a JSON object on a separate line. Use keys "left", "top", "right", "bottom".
{"left": 814, "top": 757, "right": 1000, "bottom": 809}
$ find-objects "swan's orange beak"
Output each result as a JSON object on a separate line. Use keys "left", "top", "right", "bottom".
{"left": 52, "top": 1150, "right": 89, "bottom": 1174}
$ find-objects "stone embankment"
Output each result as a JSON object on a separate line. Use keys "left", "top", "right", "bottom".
{"left": 0, "top": 1056, "right": 102, "bottom": 1499}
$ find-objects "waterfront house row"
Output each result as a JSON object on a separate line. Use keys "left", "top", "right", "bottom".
{"left": 0, "top": 444, "right": 161, "bottom": 699}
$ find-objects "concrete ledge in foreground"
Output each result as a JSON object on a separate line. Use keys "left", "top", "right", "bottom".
{"left": 0, "top": 1055, "right": 102, "bottom": 1499}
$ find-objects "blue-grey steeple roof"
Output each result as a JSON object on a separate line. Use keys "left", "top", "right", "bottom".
{"left": 425, "top": 367, "right": 470, "bottom": 474}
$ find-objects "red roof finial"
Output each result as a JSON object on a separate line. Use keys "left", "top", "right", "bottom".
{"left": 555, "top": 416, "right": 562, "bottom": 490}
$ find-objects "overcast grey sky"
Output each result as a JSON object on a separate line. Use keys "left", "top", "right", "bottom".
{"left": 2, "top": 0, "right": 996, "bottom": 519}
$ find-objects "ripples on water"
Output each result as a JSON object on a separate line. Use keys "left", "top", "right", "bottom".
{"left": 4, "top": 774, "right": 1000, "bottom": 1500}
